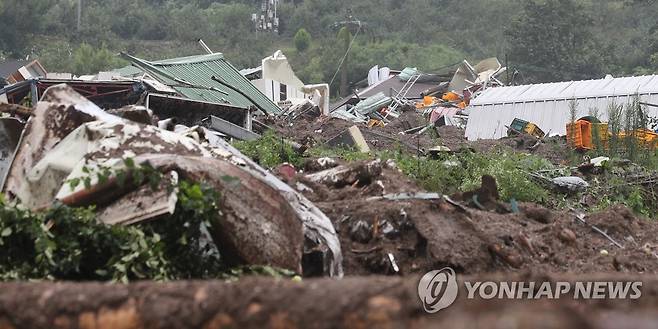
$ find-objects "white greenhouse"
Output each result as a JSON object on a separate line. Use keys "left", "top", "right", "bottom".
{"left": 465, "top": 75, "right": 658, "bottom": 140}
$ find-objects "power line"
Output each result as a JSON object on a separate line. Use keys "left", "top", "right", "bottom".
{"left": 329, "top": 21, "right": 362, "bottom": 88}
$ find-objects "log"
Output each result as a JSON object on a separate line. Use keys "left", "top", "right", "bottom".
{"left": 0, "top": 273, "right": 657, "bottom": 329}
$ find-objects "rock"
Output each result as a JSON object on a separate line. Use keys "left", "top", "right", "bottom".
{"left": 552, "top": 176, "right": 589, "bottom": 192}
{"left": 379, "top": 220, "right": 400, "bottom": 239}
{"left": 558, "top": 228, "right": 577, "bottom": 244}
{"left": 350, "top": 220, "right": 373, "bottom": 243}
{"left": 276, "top": 163, "right": 297, "bottom": 182}
{"left": 522, "top": 204, "right": 554, "bottom": 224}
{"left": 304, "top": 157, "right": 338, "bottom": 172}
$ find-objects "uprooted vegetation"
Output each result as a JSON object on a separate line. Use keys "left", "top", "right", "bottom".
{"left": 0, "top": 174, "right": 297, "bottom": 282}
{"left": 236, "top": 129, "right": 658, "bottom": 215}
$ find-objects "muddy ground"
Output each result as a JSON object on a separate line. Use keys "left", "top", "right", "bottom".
{"left": 284, "top": 158, "right": 658, "bottom": 277}
{"left": 5, "top": 109, "right": 658, "bottom": 328}
{"left": 272, "top": 111, "right": 438, "bottom": 154}
{"left": 273, "top": 110, "right": 573, "bottom": 164}
{"left": 272, "top": 111, "right": 658, "bottom": 279}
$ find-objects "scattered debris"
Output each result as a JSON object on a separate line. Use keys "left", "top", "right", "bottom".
{"left": 552, "top": 176, "right": 590, "bottom": 192}
{"left": 1, "top": 84, "right": 344, "bottom": 277}
{"left": 350, "top": 220, "right": 372, "bottom": 243}
{"left": 326, "top": 125, "right": 371, "bottom": 152}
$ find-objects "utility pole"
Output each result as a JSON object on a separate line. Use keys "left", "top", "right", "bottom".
{"left": 77, "top": 0, "right": 82, "bottom": 32}
{"left": 330, "top": 10, "right": 365, "bottom": 97}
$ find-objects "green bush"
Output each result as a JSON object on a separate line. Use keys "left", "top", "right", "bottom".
{"left": 0, "top": 181, "right": 223, "bottom": 282}
{"left": 234, "top": 131, "right": 303, "bottom": 168}
{"left": 294, "top": 28, "right": 311, "bottom": 52}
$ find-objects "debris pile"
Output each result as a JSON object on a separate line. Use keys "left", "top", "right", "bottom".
{"left": 1, "top": 84, "right": 343, "bottom": 277}
{"left": 2, "top": 50, "right": 658, "bottom": 328}
{"left": 329, "top": 58, "right": 506, "bottom": 137}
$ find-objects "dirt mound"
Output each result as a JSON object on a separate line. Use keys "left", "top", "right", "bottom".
{"left": 273, "top": 112, "right": 571, "bottom": 164}
{"left": 436, "top": 125, "right": 470, "bottom": 151}
{"left": 471, "top": 134, "right": 570, "bottom": 165}
{"left": 272, "top": 114, "right": 438, "bottom": 153}
{"left": 284, "top": 160, "right": 658, "bottom": 276}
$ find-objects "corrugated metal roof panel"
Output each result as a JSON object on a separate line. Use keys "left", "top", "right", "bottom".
{"left": 125, "top": 53, "right": 281, "bottom": 115}
{"left": 472, "top": 75, "right": 658, "bottom": 105}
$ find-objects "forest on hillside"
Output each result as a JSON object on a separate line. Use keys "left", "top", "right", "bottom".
{"left": 1, "top": 0, "right": 657, "bottom": 96}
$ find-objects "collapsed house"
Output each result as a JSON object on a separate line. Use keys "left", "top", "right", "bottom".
{"left": 0, "top": 59, "right": 47, "bottom": 88}
{"left": 0, "top": 51, "right": 289, "bottom": 142}
{"left": 465, "top": 75, "right": 658, "bottom": 141}
{"left": 328, "top": 58, "right": 506, "bottom": 129}
{"left": 330, "top": 67, "right": 446, "bottom": 112}
{"left": 241, "top": 50, "right": 330, "bottom": 115}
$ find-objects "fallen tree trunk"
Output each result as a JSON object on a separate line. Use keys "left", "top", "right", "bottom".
{"left": 0, "top": 273, "right": 657, "bottom": 329}
{"left": 305, "top": 160, "right": 382, "bottom": 188}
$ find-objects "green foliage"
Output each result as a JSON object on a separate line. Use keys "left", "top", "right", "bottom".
{"left": 294, "top": 28, "right": 311, "bottom": 52}
{"left": 72, "top": 43, "right": 126, "bottom": 75}
{"left": 459, "top": 152, "right": 553, "bottom": 202}
{"left": 0, "top": 0, "right": 54, "bottom": 56}
{"left": 308, "top": 144, "right": 553, "bottom": 203}
{"left": 506, "top": 0, "right": 607, "bottom": 82}
{"left": 2, "top": 0, "right": 657, "bottom": 94}
{"left": 0, "top": 179, "right": 223, "bottom": 282}
{"left": 234, "top": 131, "right": 303, "bottom": 168}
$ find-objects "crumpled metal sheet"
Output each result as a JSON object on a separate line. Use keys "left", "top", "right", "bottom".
{"left": 2, "top": 84, "right": 343, "bottom": 277}
{"left": 207, "top": 138, "right": 344, "bottom": 277}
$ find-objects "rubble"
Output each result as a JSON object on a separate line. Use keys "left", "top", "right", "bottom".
{"left": 1, "top": 84, "right": 342, "bottom": 277}
{"left": 3, "top": 45, "right": 658, "bottom": 329}
{"left": 325, "top": 125, "right": 371, "bottom": 152}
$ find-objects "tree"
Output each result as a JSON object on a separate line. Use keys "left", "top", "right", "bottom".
{"left": 72, "top": 43, "right": 122, "bottom": 75}
{"left": 0, "top": 0, "right": 54, "bottom": 56}
{"left": 506, "top": 0, "right": 605, "bottom": 83}
{"left": 294, "top": 28, "right": 311, "bottom": 52}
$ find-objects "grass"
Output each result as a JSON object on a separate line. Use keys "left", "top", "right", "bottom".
{"left": 236, "top": 134, "right": 555, "bottom": 203}
{"left": 235, "top": 128, "right": 658, "bottom": 217}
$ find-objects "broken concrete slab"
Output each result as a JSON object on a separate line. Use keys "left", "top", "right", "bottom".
{"left": 326, "top": 125, "right": 371, "bottom": 153}
{"left": 96, "top": 171, "right": 179, "bottom": 226}
{"left": 2, "top": 84, "right": 124, "bottom": 208}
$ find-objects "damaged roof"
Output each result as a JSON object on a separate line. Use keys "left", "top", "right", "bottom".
{"left": 471, "top": 75, "right": 658, "bottom": 105}
{"left": 0, "top": 60, "right": 30, "bottom": 80}
{"left": 123, "top": 53, "right": 281, "bottom": 115}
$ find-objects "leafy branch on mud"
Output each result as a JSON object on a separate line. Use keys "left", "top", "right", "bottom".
{"left": 0, "top": 164, "right": 294, "bottom": 282}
